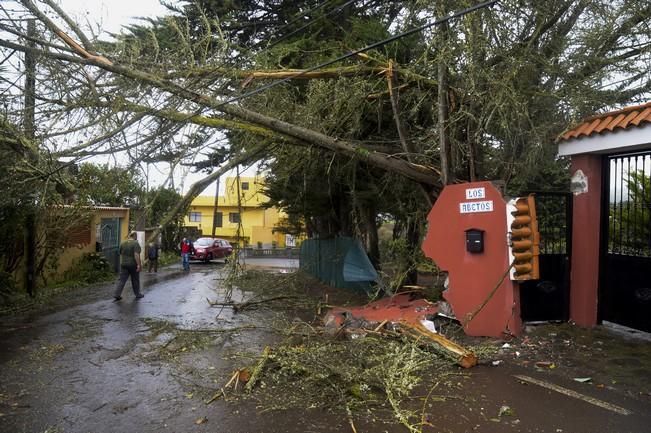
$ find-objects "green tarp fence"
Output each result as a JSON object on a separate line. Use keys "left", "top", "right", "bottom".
{"left": 299, "top": 237, "right": 377, "bottom": 291}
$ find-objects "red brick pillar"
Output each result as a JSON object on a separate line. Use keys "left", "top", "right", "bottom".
{"left": 569, "top": 154, "right": 602, "bottom": 327}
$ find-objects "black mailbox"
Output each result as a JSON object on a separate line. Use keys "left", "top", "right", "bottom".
{"left": 465, "top": 228, "right": 484, "bottom": 253}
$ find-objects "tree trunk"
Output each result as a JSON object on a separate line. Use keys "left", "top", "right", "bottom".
{"left": 404, "top": 217, "right": 420, "bottom": 285}
{"left": 23, "top": 18, "right": 37, "bottom": 297}
{"left": 437, "top": 2, "right": 452, "bottom": 186}
{"left": 362, "top": 203, "right": 380, "bottom": 269}
{"left": 467, "top": 111, "right": 478, "bottom": 181}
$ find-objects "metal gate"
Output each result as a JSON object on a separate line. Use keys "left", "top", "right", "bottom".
{"left": 100, "top": 218, "right": 121, "bottom": 273}
{"left": 600, "top": 151, "right": 651, "bottom": 332}
{"left": 519, "top": 192, "right": 572, "bottom": 322}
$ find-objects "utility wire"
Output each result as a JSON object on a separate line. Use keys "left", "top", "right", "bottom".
{"left": 263, "top": 0, "right": 358, "bottom": 51}
{"left": 254, "top": 0, "right": 337, "bottom": 49}
{"left": 217, "top": 0, "right": 498, "bottom": 109}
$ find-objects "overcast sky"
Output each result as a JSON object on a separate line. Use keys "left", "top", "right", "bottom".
{"left": 59, "top": 0, "right": 169, "bottom": 35}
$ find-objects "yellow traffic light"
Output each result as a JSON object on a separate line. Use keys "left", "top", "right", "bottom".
{"left": 508, "top": 195, "right": 540, "bottom": 280}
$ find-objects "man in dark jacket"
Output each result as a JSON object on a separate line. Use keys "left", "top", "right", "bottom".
{"left": 114, "top": 231, "right": 143, "bottom": 301}
{"left": 147, "top": 242, "right": 159, "bottom": 273}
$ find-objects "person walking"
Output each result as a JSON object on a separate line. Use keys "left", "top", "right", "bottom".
{"left": 180, "top": 237, "right": 193, "bottom": 271}
{"left": 147, "top": 242, "right": 159, "bottom": 273}
{"left": 113, "top": 231, "right": 143, "bottom": 301}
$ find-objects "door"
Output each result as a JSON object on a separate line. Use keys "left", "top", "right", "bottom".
{"left": 519, "top": 192, "right": 572, "bottom": 322}
{"left": 100, "top": 218, "right": 121, "bottom": 272}
{"left": 600, "top": 152, "right": 651, "bottom": 332}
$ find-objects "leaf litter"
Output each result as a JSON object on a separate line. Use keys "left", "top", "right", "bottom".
{"left": 208, "top": 270, "right": 495, "bottom": 432}
{"left": 135, "top": 270, "right": 495, "bottom": 432}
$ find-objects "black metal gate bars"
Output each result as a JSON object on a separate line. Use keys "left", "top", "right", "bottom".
{"left": 601, "top": 151, "right": 651, "bottom": 332}
{"left": 519, "top": 192, "right": 572, "bottom": 322}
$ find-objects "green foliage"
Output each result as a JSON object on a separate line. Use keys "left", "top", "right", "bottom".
{"left": 74, "top": 163, "right": 144, "bottom": 207}
{"left": 158, "top": 250, "right": 180, "bottom": 267}
{"left": 609, "top": 170, "right": 651, "bottom": 255}
{"left": 225, "top": 0, "right": 650, "bottom": 270}
{"left": 379, "top": 237, "right": 439, "bottom": 290}
{"left": 61, "top": 253, "right": 114, "bottom": 288}
{"left": 144, "top": 186, "right": 185, "bottom": 251}
{"left": 5, "top": 0, "right": 650, "bottom": 296}
{"left": 0, "top": 117, "right": 93, "bottom": 296}
{"left": 0, "top": 271, "right": 16, "bottom": 303}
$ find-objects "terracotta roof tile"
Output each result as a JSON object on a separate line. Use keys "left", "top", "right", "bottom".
{"left": 583, "top": 118, "right": 603, "bottom": 136}
{"left": 597, "top": 116, "right": 615, "bottom": 133}
{"left": 605, "top": 114, "right": 625, "bottom": 131}
{"left": 558, "top": 101, "right": 651, "bottom": 141}
{"left": 619, "top": 111, "right": 638, "bottom": 128}
{"left": 631, "top": 107, "right": 651, "bottom": 126}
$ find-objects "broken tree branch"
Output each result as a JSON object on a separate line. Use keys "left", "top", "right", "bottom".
{"left": 400, "top": 321, "right": 478, "bottom": 368}
{"left": 20, "top": 0, "right": 112, "bottom": 66}
{"left": 0, "top": 28, "right": 441, "bottom": 188}
{"left": 207, "top": 295, "right": 300, "bottom": 312}
{"left": 245, "top": 346, "right": 271, "bottom": 393}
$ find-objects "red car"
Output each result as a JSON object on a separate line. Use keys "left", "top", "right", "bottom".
{"left": 190, "top": 237, "right": 233, "bottom": 263}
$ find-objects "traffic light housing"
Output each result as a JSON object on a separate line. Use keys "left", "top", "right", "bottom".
{"left": 508, "top": 195, "right": 540, "bottom": 280}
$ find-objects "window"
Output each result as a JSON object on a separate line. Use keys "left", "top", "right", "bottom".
{"left": 213, "top": 212, "right": 223, "bottom": 227}
{"left": 241, "top": 181, "right": 249, "bottom": 190}
{"left": 189, "top": 212, "right": 201, "bottom": 222}
{"left": 229, "top": 212, "right": 240, "bottom": 223}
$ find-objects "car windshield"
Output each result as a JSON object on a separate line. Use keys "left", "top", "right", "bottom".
{"left": 195, "top": 238, "right": 213, "bottom": 246}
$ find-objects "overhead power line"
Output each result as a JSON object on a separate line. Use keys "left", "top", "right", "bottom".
{"left": 263, "top": 0, "right": 358, "bottom": 51}
{"left": 260, "top": 0, "right": 337, "bottom": 46}
{"left": 218, "top": 0, "right": 499, "bottom": 108}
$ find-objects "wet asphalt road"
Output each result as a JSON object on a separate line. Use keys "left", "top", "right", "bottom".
{"left": 0, "top": 260, "right": 650, "bottom": 433}
{"left": 0, "top": 262, "right": 256, "bottom": 433}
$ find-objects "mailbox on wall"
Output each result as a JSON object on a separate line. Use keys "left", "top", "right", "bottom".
{"left": 465, "top": 229, "right": 484, "bottom": 253}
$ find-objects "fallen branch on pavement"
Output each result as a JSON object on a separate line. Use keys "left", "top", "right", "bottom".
{"left": 400, "top": 320, "right": 478, "bottom": 368}
{"left": 205, "top": 388, "right": 226, "bottom": 405}
{"left": 207, "top": 295, "right": 300, "bottom": 312}
{"left": 245, "top": 346, "right": 271, "bottom": 393}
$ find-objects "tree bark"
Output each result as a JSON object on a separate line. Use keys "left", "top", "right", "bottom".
{"left": 362, "top": 203, "right": 380, "bottom": 269}
{"left": 437, "top": 18, "right": 452, "bottom": 186}
{"left": 404, "top": 217, "right": 420, "bottom": 285}
{"left": 387, "top": 60, "right": 434, "bottom": 206}
{"left": 467, "top": 111, "right": 478, "bottom": 181}
{"left": 436, "top": 0, "right": 454, "bottom": 186}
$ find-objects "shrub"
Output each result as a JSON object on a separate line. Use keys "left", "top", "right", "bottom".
{"left": 62, "top": 253, "right": 114, "bottom": 287}
{"left": 158, "top": 250, "right": 179, "bottom": 267}
{"left": 0, "top": 271, "right": 16, "bottom": 305}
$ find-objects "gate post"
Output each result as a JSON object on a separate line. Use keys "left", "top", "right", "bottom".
{"left": 422, "top": 181, "right": 521, "bottom": 337}
{"left": 569, "top": 154, "right": 602, "bottom": 327}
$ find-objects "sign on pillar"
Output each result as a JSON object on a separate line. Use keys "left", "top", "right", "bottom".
{"left": 422, "top": 181, "right": 522, "bottom": 338}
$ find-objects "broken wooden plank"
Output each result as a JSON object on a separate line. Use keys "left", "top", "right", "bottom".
{"left": 400, "top": 320, "right": 478, "bottom": 368}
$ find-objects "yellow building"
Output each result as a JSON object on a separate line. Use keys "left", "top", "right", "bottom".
{"left": 184, "top": 176, "right": 287, "bottom": 248}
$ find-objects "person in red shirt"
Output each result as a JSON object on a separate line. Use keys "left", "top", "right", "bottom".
{"left": 180, "top": 237, "right": 194, "bottom": 271}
